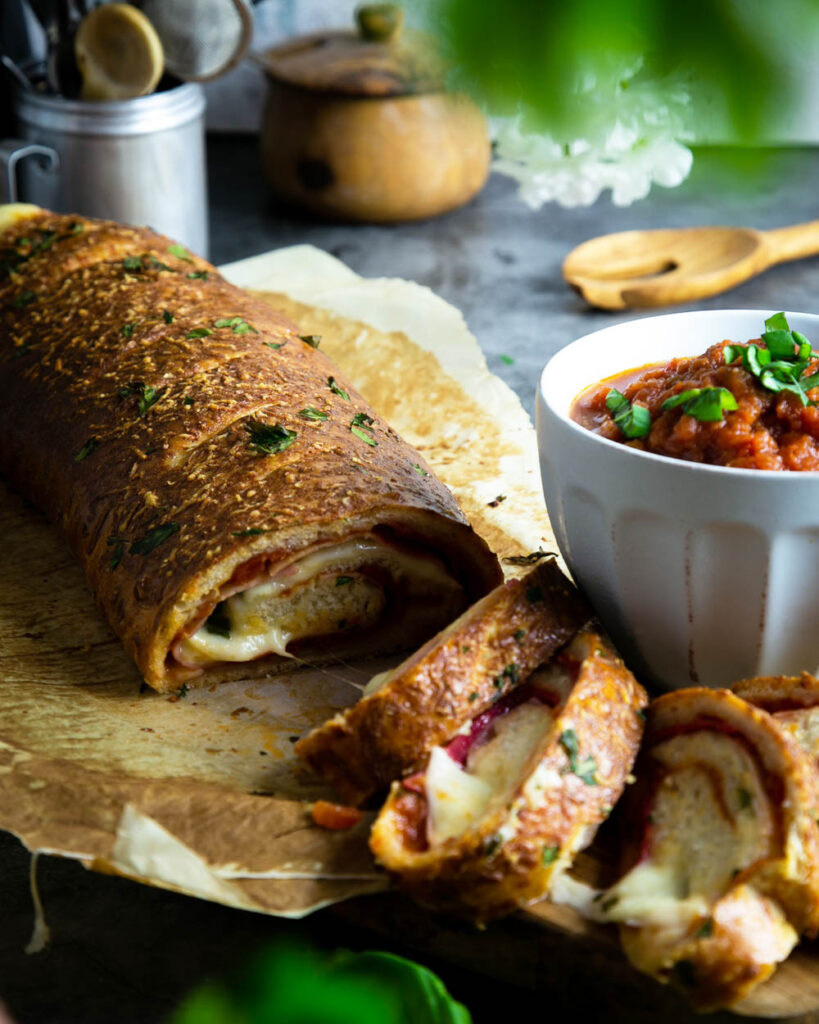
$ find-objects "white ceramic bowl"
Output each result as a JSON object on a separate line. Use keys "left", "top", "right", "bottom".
{"left": 537, "top": 309, "right": 819, "bottom": 691}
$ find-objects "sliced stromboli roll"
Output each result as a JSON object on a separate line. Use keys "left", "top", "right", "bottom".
{"left": 368, "top": 629, "right": 647, "bottom": 921}
{"left": 602, "top": 688, "right": 819, "bottom": 1011}
{"left": 0, "top": 205, "right": 502, "bottom": 691}
{"left": 295, "top": 560, "right": 592, "bottom": 805}
{"left": 733, "top": 674, "right": 819, "bottom": 809}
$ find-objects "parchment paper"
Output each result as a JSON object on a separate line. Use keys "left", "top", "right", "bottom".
{"left": 0, "top": 246, "right": 555, "bottom": 917}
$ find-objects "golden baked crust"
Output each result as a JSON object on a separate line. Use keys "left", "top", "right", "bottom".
{"left": 369, "top": 629, "right": 647, "bottom": 921}
{"left": 0, "top": 210, "right": 501, "bottom": 690}
{"left": 296, "top": 560, "right": 591, "bottom": 805}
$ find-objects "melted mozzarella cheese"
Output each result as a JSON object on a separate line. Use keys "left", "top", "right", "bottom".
{"left": 179, "top": 536, "right": 458, "bottom": 666}
{"left": 601, "top": 860, "right": 710, "bottom": 928}
{"left": 425, "top": 700, "right": 555, "bottom": 847}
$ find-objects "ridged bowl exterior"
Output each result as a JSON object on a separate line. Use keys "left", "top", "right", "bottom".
{"left": 537, "top": 310, "right": 819, "bottom": 691}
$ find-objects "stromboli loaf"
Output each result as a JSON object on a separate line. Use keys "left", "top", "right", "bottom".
{"left": 0, "top": 205, "right": 501, "bottom": 691}
{"left": 368, "top": 628, "right": 647, "bottom": 921}
{"left": 295, "top": 560, "right": 592, "bottom": 805}
{"left": 603, "top": 688, "right": 819, "bottom": 1010}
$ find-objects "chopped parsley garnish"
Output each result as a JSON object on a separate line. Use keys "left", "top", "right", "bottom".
{"left": 245, "top": 420, "right": 297, "bottom": 455}
{"left": 500, "top": 354, "right": 515, "bottom": 365}
{"left": 118, "top": 381, "right": 164, "bottom": 416}
{"left": 162, "top": 309, "right": 174, "bottom": 324}
{"left": 660, "top": 387, "right": 738, "bottom": 422}
{"left": 183, "top": 396, "right": 195, "bottom": 406}
{"left": 737, "top": 787, "right": 754, "bottom": 811}
{"left": 504, "top": 549, "right": 554, "bottom": 566}
{"left": 264, "top": 341, "right": 285, "bottom": 351}
{"left": 514, "top": 629, "right": 526, "bottom": 641}
{"left": 186, "top": 327, "right": 213, "bottom": 339}
{"left": 147, "top": 256, "right": 173, "bottom": 272}
{"left": 350, "top": 412, "right": 377, "bottom": 446}
{"left": 541, "top": 845, "right": 559, "bottom": 865}
{"left": 187, "top": 270, "right": 209, "bottom": 280}
{"left": 487, "top": 494, "right": 506, "bottom": 508}
{"left": 493, "top": 663, "right": 519, "bottom": 690}
{"left": 13, "top": 290, "right": 36, "bottom": 308}
{"left": 299, "top": 407, "right": 329, "bottom": 421}
{"left": 214, "top": 316, "right": 257, "bottom": 335}
{"left": 69, "top": 221, "right": 84, "bottom": 235}
{"left": 232, "top": 527, "right": 266, "bottom": 537}
{"left": 74, "top": 437, "right": 99, "bottom": 463}
{"left": 606, "top": 388, "right": 651, "bottom": 439}
{"left": 121, "top": 322, "right": 136, "bottom": 338}
{"left": 130, "top": 520, "right": 180, "bottom": 555}
{"left": 483, "top": 835, "right": 502, "bottom": 857}
{"left": 299, "top": 334, "right": 322, "bottom": 348}
{"left": 468, "top": 691, "right": 479, "bottom": 702}
{"left": 328, "top": 376, "right": 350, "bottom": 401}
{"left": 168, "top": 243, "right": 193, "bottom": 262}
{"left": 204, "top": 602, "right": 231, "bottom": 638}
{"left": 335, "top": 575, "right": 355, "bottom": 586}
{"left": 723, "top": 312, "right": 819, "bottom": 406}
{"left": 411, "top": 463, "right": 428, "bottom": 476}
{"left": 122, "top": 256, "right": 142, "bottom": 271}
{"left": 107, "top": 535, "right": 126, "bottom": 569}
{"left": 695, "top": 918, "right": 714, "bottom": 939}
{"left": 559, "top": 728, "right": 598, "bottom": 785}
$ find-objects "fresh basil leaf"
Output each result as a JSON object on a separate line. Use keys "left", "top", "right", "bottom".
{"left": 764, "top": 312, "right": 790, "bottom": 333}
{"left": 744, "top": 344, "right": 771, "bottom": 376}
{"left": 170, "top": 945, "right": 472, "bottom": 1024}
{"left": 605, "top": 388, "right": 651, "bottom": 439}
{"left": 186, "top": 327, "right": 212, "bottom": 339}
{"left": 761, "top": 329, "right": 797, "bottom": 360}
{"left": 660, "top": 387, "right": 738, "bottom": 422}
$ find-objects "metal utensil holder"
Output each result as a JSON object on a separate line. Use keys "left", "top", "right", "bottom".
{"left": 0, "top": 82, "right": 208, "bottom": 255}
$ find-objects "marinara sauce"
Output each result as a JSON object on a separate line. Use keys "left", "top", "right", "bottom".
{"left": 571, "top": 341, "right": 819, "bottom": 471}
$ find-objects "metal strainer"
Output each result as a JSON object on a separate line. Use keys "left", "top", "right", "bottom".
{"left": 136, "top": 0, "right": 253, "bottom": 81}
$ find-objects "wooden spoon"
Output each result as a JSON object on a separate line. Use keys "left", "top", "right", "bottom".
{"left": 563, "top": 221, "right": 819, "bottom": 310}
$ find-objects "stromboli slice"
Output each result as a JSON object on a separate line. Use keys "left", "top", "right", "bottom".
{"left": 295, "top": 560, "right": 592, "bottom": 805}
{"left": 368, "top": 629, "right": 647, "bottom": 921}
{"left": 733, "top": 673, "right": 819, "bottom": 810}
{"left": 602, "top": 688, "right": 819, "bottom": 1011}
{"left": 0, "top": 206, "right": 502, "bottom": 691}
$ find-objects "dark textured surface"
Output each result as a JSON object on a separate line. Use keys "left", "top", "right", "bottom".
{"left": 2, "top": 135, "right": 819, "bottom": 1023}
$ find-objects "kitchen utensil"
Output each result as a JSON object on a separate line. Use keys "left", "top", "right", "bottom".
{"left": 0, "top": 81, "right": 207, "bottom": 253}
{"left": 257, "top": 3, "right": 490, "bottom": 222}
{"left": 537, "top": 308, "right": 819, "bottom": 692}
{"left": 0, "top": 54, "right": 33, "bottom": 91}
{"left": 563, "top": 221, "right": 819, "bottom": 310}
{"left": 136, "top": 0, "right": 252, "bottom": 81}
{"left": 74, "top": 2, "right": 163, "bottom": 100}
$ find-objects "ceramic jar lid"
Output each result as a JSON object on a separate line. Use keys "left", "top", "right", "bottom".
{"left": 260, "top": 4, "right": 447, "bottom": 97}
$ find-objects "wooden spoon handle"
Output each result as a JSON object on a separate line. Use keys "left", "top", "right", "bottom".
{"left": 762, "top": 220, "right": 819, "bottom": 264}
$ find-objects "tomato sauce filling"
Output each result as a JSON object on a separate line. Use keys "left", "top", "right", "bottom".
{"left": 394, "top": 656, "right": 577, "bottom": 853}
{"left": 572, "top": 341, "right": 819, "bottom": 470}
